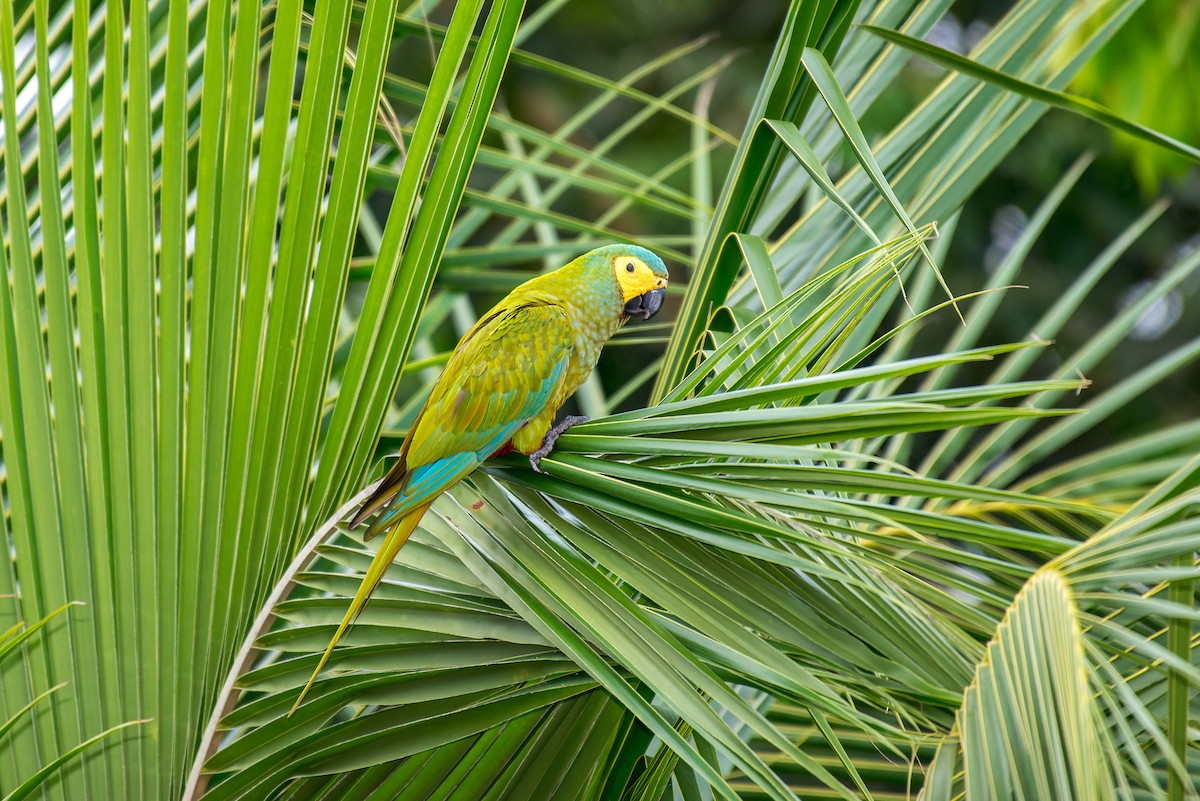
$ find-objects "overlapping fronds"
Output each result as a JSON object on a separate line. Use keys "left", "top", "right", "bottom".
{"left": 1, "top": 0, "right": 1197, "bottom": 798}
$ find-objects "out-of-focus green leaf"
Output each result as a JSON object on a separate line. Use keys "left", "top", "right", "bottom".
{"left": 863, "top": 23, "right": 1200, "bottom": 165}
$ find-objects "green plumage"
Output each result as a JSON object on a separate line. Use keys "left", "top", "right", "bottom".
{"left": 291, "top": 244, "right": 669, "bottom": 712}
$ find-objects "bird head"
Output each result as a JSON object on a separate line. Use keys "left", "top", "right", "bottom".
{"left": 595, "top": 244, "right": 669, "bottom": 321}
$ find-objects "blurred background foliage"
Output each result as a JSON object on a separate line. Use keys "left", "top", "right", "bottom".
{"left": 1069, "top": 0, "right": 1200, "bottom": 190}
{"left": 478, "top": 0, "right": 1200, "bottom": 444}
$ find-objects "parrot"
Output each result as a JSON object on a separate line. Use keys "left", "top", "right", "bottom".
{"left": 291, "top": 243, "right": 669, "bottom": 712}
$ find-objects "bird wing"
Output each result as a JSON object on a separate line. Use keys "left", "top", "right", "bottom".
{"left": 410, "top": 302, "right": 574, "bottom": 464}
{"left": 356, "top": 302, "right": 574, "bottom": 537}
{"left": 294, "top": 303, "right": 575, "bottom": 713}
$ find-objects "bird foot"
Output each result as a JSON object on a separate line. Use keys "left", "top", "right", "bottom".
{"left": 529, "top": 415, "right": 589, "bottom": 474}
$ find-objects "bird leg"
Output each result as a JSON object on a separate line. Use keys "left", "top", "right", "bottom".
{"left": 529, "top": 415, "right": 589, "bottom": 474}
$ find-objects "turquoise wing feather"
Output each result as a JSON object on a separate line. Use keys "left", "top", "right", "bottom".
{"left": 362, "top": 303, "right": 572, "bottom": 537}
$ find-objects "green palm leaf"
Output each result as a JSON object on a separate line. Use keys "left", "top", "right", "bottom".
{"left": 2, "top": 0, "right": 1198, "bottom": 798}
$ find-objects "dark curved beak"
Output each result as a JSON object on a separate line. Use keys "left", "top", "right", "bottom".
{"left": 623, "top": 287, "right": 666, "bottom": 320}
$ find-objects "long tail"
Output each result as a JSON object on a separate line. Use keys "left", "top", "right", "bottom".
{"left": 346, "top": 489, "right": 395, "bottom": 532}
{"left": 347, "top": 460, "right": 408, "bottom": 532}
{"left": 289, "top": 500, "right": 434, "bottom": 715}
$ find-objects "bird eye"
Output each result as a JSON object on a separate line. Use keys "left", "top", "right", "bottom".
{"left": 625, "top": 263, "right": 635, "bottom": 273}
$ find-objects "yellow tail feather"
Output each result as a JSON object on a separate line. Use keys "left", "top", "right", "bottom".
{"left": 289, "top": 500, "right": 434, "bottom": 715}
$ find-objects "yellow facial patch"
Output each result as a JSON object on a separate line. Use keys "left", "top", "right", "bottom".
{"left": 613, "top": 255, "right": 668, "bottom": 302}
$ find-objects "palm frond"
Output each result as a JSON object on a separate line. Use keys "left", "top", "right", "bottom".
{"left": 2, "top": 0, "right": 1198, "bottom": 797}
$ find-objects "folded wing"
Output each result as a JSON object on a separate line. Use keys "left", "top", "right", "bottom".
{"left": 358, "top": 301, "right": 573, "bottom": 537}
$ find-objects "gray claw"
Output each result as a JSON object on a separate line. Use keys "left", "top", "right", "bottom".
{"left": 528, "top": 415, "right": 590, "bottom": 473}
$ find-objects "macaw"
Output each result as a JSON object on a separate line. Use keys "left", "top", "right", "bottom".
{"left": 292, "top": 243, "right": 669, "bottom": 711}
